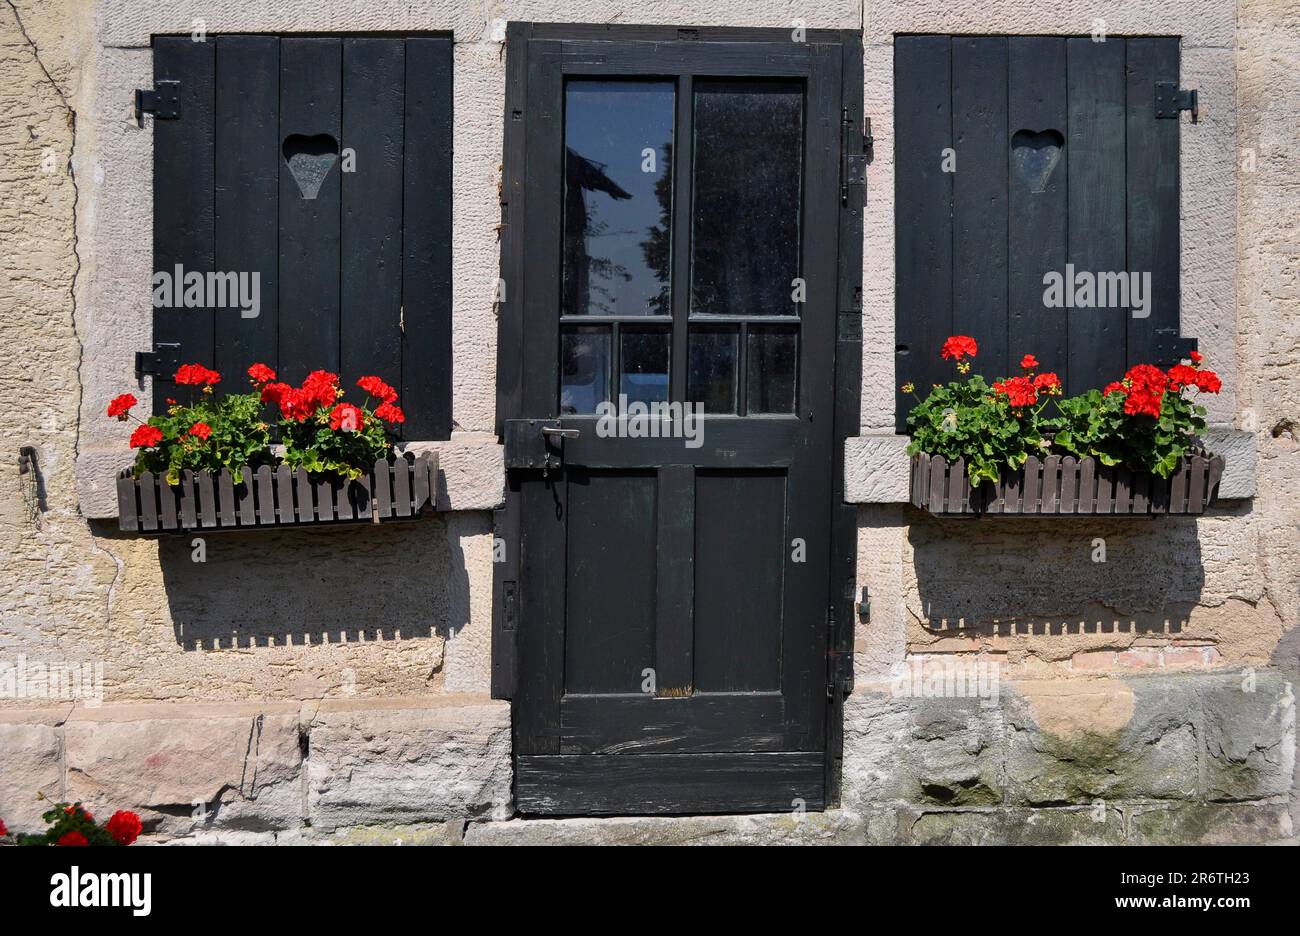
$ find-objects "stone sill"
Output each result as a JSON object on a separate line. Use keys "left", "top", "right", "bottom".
{"left": 844, "top": 427, "right": 1257, "bottom": 504}
{"left": 77, "top": 431, "right": 505, "bottom": 519}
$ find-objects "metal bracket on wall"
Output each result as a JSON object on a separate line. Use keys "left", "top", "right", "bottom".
{"left": 1154, "top": 82, "right": 1198, "bottom": 123}
{"left": 135, "top": 80, "right": 181, "bottom": 127}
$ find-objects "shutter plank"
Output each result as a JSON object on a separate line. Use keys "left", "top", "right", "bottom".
{"left": 1126, "top": 38, "right": 1188, "bottom": 368}
{"left": 894, "top": 36, "right": 953, "bottom": 432}
{"left": 278, "top": 38, "right": 342, "bottom": 382}
{"left": 159, "top": 475, "right": 179, "bottom": 529}
{"left": 341, "top": 38, "right": 405, "bottom": 412}
{"left": 213, "top": 35, "right": 279, "bottom": 396}
{"left": 952, "top": 36, "right": 1009, "bottom": 380}
{"left": 401, "top": 37, "right": 454, "bottom": 440}
{"left": 1115, "top": 466, "right": 1133, "bottom": 513}
{"left": 117, "top": 473, "right": 139, "bottom": 532}
{"left": 1065, "top": 37, "right": 1127, "bottom": 394}
{"left": 1008, "top": 37, "right": 1068, "bottom": 379}
{"left": 1170, "top": 460, "right": 1189, "bottom": 513}
{"left": 316, "top": 476, "right": 334, "bottom": 521}
{"left": 152, "top": 37, "right": 216, "bottom": 413}
{"left": 1096, "top": 465, "right": 1114, "bottom": 514}
{"left": 947, "top": 456, "right": 966, "bottom": 514}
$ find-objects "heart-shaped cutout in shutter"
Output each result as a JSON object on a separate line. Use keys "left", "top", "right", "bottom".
{"left": 282, "top": 133, "right": 340, "bottom": 200}
{"left": 1010, "top": 128, "right": 1064, "bottom": 194}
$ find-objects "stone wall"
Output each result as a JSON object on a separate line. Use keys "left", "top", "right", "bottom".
{"left": 0, "top": 0, "right": 1295, "bottom": 844}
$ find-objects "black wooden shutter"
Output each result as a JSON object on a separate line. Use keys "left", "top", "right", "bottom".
{"left": 149, "top": 34, "right": 453, "bottom": 440}
{"left": 894, "top": 35, "right": 1194, "bottom": 432}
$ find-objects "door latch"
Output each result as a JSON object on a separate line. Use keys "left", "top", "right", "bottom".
{"left": 504, "top": 418, "right": 577, "bottom": 475}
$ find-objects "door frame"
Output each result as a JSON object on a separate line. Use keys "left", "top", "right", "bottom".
{"left": 492, "top": 21, "right": 863, "bottom": 810}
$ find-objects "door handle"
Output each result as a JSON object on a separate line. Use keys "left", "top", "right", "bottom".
{"left": 541, "top": 426, "right": 580, "bottom": 439}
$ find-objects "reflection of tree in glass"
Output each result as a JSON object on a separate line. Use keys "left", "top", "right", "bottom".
{"left": 641, "top": 142, "right": 673, "bottom": 316}
{"left": 563, "top": 147, "right": 632, "bottom": 316}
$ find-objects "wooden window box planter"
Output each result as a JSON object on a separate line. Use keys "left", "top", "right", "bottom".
{"left": 909, "top": 451, "right": 1223, "bottom": 517}
{"left": 116, "top": 454, "right": 437, "bottom": 534}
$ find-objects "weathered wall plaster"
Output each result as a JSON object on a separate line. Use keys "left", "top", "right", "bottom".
{"left": 0, "top": 0, "right": 1295, "bottom": 842}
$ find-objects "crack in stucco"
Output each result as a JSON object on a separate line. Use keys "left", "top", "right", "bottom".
{"left": 5, "top": 0, "right": 86, "bottom": 485}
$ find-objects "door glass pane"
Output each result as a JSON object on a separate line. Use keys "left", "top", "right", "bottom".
{"left": 563, "top": 80, "right": 674, "bottom": 317}
{"left": 687, "top": 327, "right": 738, "bottom": 414}
{"left": 746, "top": 328, "right": 798, "bottom": 413}
{"left": 560, "top": 326, "right": 611, "bottom": 415}
{"left": 691, "top": 80, "right": 803, "bottom": 316}
{"left": 620, "top": 329, "right": 670, "bottom": 405}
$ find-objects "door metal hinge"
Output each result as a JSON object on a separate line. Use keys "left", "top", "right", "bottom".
{"left": 135, "top": 81, "right": 181, "bottom": 126}
{"left": 1154, "top": 82, "right": 1198, "bottom": 123}
{"left": 826, "top": 605, "right": 854, "bottom": 698}
{"left": 841, "top": 108, "right": 870, "bottom": 205}
{"left": 135, "top": 343, "right": 181, "bottom": 379}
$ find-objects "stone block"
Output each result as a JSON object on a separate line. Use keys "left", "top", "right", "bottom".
{"left": 64, "top": 702, "right": 304, "bottom": 835}
{"left": 0, "top": 711, "right": 67, "bottom": 833}
{"left": 1200, "top": 672, "right": 1295, "bottom": 800}
{"left": 1005, "top": 677, "right": 1199, "bottom": 804}
{"left": 305, "top": 695, "right": 511, "bottom": 831}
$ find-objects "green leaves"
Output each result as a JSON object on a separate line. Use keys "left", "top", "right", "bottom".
{"left": 911, "top": 373, "right": 1206, "bottom": 484}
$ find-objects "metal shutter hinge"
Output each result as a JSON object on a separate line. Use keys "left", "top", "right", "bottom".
{"left": 1154, "top": 82, "right": 1198, "bottom": 123}
{"left": 135, "top": 81, "right": 181, "bottom": 127}
{"left": 135, "top": 343, "right": 181, "bottom": 379}
{"left": 841, "top": 109, "right": 871, "bottom": 205}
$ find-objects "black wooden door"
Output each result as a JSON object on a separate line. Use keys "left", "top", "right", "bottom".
{"left": 495, "top": 25, "right": 862, "bottom": 815}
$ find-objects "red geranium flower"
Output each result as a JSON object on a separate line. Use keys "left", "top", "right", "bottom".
{"left": 188, "top": 422, "right": 212, "bottom": 441}
{"left": 1121, "top": 364, "right": 1168, "bottom": 418}
{"left": 247, "top": 362, "right": 276, "bottom": 385}
{"left": 374, "top": 402, "right": 405, "bottom": 424}
{"left": 329, "top": 403, "right": 365, "bottom": 432}
{"left": 57, "top": 831, "right": 89, "bottom": 847}
{"left": 174, "top": 363, "right": 221, "bottom": 387}
{"left": 107, "top": 393, "right": 137, "bottom": 420}
{"left": 0, "top": 817, "right": 8, "bottom": 837}
{"left": 357, "top": 375, "right": 398, "bottom": 403}
{"left": 65, "top": 804, "right": 92, "bottom": 821}
{"left": 940, "top": 335, "right": 978, "bottom": 362}
{"left": 1194, "top": 369, "right": 1222, "bottom": 394}
{"left": 301, "top": 370, "right": 341, "bottom": 409}
{"left": 1020, "top": 354, "right": 1039, "bottom": 370}
{"left": 106, "top": 810, "right": 142, "bottom": 846}
{"left": 129, "top": 425, "right": 164, "bottom": 449}
{"left": 1033, "top": 372, "right": 1062, "bottom": 394}
{"left": 1167, "top": 363, "right": 1199, "bottom": 391}
{"left": 1190, "top": 351, "right": 1203, "bottom": 364}
{"left": 260, "top": 381, "right": 290, "bottom": 405}
{"left": 1103, "top": 381, "right": 1125, "bottom": 396}
{"left": 993, "top": 376, "right": 1038, "bottom": 408}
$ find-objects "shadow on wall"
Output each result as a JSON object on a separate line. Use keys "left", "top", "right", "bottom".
{"left": 156, "top": 515, "right": 472, "bottom": 650}
{"left": 908, "top": 513, "right": 1205, "bottom": 635}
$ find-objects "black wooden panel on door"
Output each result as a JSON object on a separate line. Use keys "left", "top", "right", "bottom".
{"left": 498, "top": 25, "right": 859, "bottom": 815}
{"left": 894, "top": 34, "right": 1193, "bottom": 431}
{"left": 148, "top": 34, "right": 453, "bottom": 438}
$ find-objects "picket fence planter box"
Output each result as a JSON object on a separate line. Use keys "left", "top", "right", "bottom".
{"left": 909, "top": 451, "right": 1223, "bottom": 517}
{"left": 116, "top": 454, "right": 437, "bottom": 533}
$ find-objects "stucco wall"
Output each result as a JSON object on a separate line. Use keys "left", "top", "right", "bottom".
{"left": 0, "top": 0, "right": 1295, "bottom": 841}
